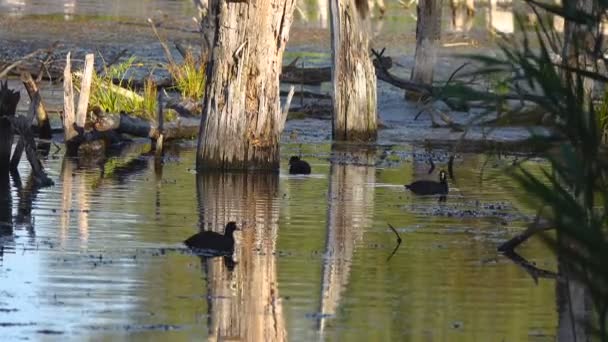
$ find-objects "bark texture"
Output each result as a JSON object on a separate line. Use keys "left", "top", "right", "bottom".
{"left": 196, "top": 0, "right": 296, "bottom": 171}
{"left": 330, "top": 0, "right": 377, "bottom": 141}
{"left": 410, "top": 0, "right": 443, "bottom": 87}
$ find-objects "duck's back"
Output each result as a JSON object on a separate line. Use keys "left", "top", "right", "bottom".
{"left": 289, "top": 160, "right": 311, "bottom": 174}
{"left": 184, "top": 231, "right": 231, "bottom": 251}
{"left": 405, "top": 180, "right": 448, "bottom": 195}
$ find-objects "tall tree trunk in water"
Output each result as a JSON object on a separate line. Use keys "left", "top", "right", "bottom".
{"left": 330, "top": 0, "right": 377, "bottom": 141}
{"left": 196, "top": 0, "right": 296, "bottom": 171}
{"left": 409, "top": 0, "right": 443, "bottom": 98}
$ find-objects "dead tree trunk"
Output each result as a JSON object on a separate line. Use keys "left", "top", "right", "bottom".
{"left": 196, "top": 0, "right": 297, "bottom": 171}
{"left": 330, "top": 0, "right": 377, "bottom": 141}
{"left": 409, "top": 0, "right": 443, "bottom": 98}
{"left": 0, "top": 82, "right": 20, "bottom": 174}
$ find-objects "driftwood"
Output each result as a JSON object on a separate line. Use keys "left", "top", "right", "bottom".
{"left": 498, "top": 216, "right": 554, "bottom": 252}
{"left": 94, "top": 112, "right": 199, "bottom": 141}
{"left": 503, "top": 250, "right": 559, "bottom": 284}
{"left": 0, "top": 46, "right": 53, "bottom": 79}
{"left": 76, "top": 54, "right": 95, "bottom": 128}
{"left": 280, "top": 58, "right": 332, "bottom": 85}
{"left": 7, "top": 116, "right": 53, "bottom": 186}
{"left": 21, "top": 72, "right": 52, "bottom": 140}
{"left": 0, "top": 82, "right": 53, "bottom": 186}
{"left": 10, "top": 90, "right": 40, "bottom": 170}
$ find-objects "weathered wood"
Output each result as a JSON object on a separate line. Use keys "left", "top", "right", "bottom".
{"left": 76, "top": 54, "right": 95, "bottom": 129}
{"left": 94, "top": 112, "right": 199, "bottom": 141}
{"left": 21, "top": 72, "right": 52, "bottom": 140}
{"left": 63, "top": 52, "right": 78, "bottom": 143}
{"left": 196, "top": 0, "right": 297, "bottom": 170}
{"left": 10, "top": 92, "right": 39, "bottom": 171}
{"left": 409, "top": 0, "right": 443, "bottom": 97}
{"left": 0, "top": 82, "right": 20, "bottom": 174}
{"left": 7, "top": 116, "right": 53, "bottom": 186}
{"left": 281, "top": 61, "right": 332, "bottom": 85}
{"left": 330, "top": 0, "right": 377, "bottom": 141}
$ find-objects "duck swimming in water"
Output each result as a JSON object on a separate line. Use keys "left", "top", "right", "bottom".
{"left": 404, "top": 170, "right": 449, "bottom": 197}
{"left": 184, "top": 222, "right": 239, "bottom": 254}
{"left": 289, "top": 156, "right": 311, "bottom": 174}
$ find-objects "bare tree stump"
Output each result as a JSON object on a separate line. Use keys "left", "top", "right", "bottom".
{"left": 408, "top": 0, "right": 443, "bottom": 99}
{"left": 63, "top": 52, "right": 78, "bottom": 146}
{"left": 76, "top": 53, "right": 95, "bottom": 129}
{"left": 196, "top": 0, "right": 297, "bottom": 171}
{"left": 330, "top": 0, "right": 377, "bottom": 141}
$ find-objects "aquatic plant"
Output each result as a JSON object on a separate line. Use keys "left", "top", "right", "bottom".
{"left": 464, "top": 2, "right": 608, "bottom": 339}
{"left": 73, "top": 56, "right": 161, "bottom": 121}
{"left": 167, "top": 51, "right": 206, "bottom": 102}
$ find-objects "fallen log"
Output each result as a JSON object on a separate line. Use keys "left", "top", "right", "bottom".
{"left": 94, "top": 111, "right": 199, "bottom": 141}
{"left": 280, "top": 63, "right": 331, "bottom": 85}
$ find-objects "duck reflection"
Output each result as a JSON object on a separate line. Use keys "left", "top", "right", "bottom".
{"left": 318, "top": 145, "right": 376, "bottom": 334}
{"left": 195, "top": 172, "right": 286, "bottom": 341}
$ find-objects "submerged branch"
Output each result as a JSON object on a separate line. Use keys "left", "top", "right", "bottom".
{"left": 386, "top": 223, "right": 403, "bottom": 262}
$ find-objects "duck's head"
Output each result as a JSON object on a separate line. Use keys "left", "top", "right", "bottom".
{"left": 289, "top": 156, "right": 300, "bottom": 164}
{"left": 439, "top": 170, "right": 447, "bottom": 182}
{"left": 225, "top": 222, "right": 240, "bottom": 235}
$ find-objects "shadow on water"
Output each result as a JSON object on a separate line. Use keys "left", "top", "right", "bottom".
{"left": 196, "top": 172, "right": 286, "bottom": 341}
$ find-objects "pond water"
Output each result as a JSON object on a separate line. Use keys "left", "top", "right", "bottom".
{"left": 0, "top": 0, "right": 564, "bottom": 340}
{"left": 0, "top": 141, "right": 558, "bottom": 341}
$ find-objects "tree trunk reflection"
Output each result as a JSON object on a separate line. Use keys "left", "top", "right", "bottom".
{"left": 319, "top": 145, "right": 376, "bottom": 333}
{"left": 196, "top": 172, "right": 286, "bottom": 342}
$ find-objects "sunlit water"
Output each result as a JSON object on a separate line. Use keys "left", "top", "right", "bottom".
{"left": 0, "top": 142, "right": 558, "bottom": 341}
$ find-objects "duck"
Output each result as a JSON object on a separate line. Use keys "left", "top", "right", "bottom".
{"left": 404, "top": 170, "right": 449, "bottom": 196}
{"left": 289, "top": 156, "right": 311, "bottom": 174}
{"left": 184, "top": 222, "right": 239, "bottom": 254}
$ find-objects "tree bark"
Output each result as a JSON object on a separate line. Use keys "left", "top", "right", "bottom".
{"left": 330, "top": 0, "right": 377, "bottom": 141}
{"left": 409, "top": 0, "right": 443, "bottom": 95}
{"left": 196, "top": 0, "right": 297, "bottom": 171}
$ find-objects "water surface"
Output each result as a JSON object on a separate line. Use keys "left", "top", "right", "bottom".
{"left": 0, "top": 142, "right": 558, "bottom": 340}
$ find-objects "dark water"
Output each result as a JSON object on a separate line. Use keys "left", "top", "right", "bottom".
{"left": 0, "top": 141, "right": 558, "bottom": 341}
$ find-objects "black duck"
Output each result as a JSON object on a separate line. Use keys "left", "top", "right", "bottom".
{"left": 289, "top": 156, "right": 311, "bottom": 174}
{"left": 404, "top": 170, "right": 449, "bottom": 196}
{"left": 184, "top": 222, "right": 239, "bottom": 254}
